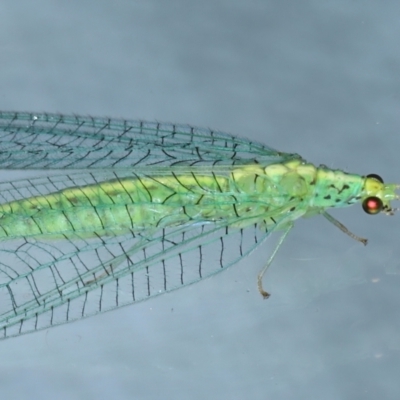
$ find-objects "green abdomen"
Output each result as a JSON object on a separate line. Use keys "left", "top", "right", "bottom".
{"left": 0, "top": 161, "right": 320, "bottom": 240}
{"left": 0, "top": 168, "right": 273, "bottom": 240}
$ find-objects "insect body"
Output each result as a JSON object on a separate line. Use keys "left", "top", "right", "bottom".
{"left": 0, "top": 112, "right": 396, "bottom": 339}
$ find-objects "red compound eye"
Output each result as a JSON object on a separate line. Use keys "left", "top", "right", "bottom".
{"left": 362, "top": 196, "right": 383, "bottom": 215}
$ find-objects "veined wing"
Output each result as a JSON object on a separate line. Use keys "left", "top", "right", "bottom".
{"left": 0, "top": 222, "right": 264, "bottom": 338}
{"left": 0, "top": 196, "right": 298, "bottom": 339}
{"left": 0, "top": 111, "right": 302, "bottom": 169}
{"left": 0, "top": 113, "right": 304, "bottom": 339}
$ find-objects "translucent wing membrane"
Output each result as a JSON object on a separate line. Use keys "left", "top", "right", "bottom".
{"left": 0, "top": 224, "right": 273, "bottom": 338}
{"left": 0, "top": 112, "right": 302, "bottom": 339}
{"left": 0, "top": 111, "right": 300, "bottom": 169}
{"left": 0, "top": 175, "right": 275, "bottom": 338}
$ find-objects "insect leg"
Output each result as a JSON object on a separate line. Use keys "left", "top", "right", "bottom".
{"left": 257, "top": 223, "right": 293, "bottom": 299}
{"left": 322, "top": 211, "right": 367, "bottom": 245}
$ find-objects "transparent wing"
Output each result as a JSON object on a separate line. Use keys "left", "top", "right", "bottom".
{"left": 0, "top": 111, "right": 302, "bottom": 169}
{"left": 0, "top": 224, "right": 269, "bottom": 339}
{"left": 0, "top": 206, "right": 287, "bottom": 340}
{"left": 0, "top": 112, "right": 303, "bottom": 339}
{"left": 0, "top": 171, "right": 301, "bottom": 339}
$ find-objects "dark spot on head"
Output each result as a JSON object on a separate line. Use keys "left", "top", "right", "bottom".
{"left": 324, "top": 194, "right": 331, "bottom": 200}
{"left": 366, "top": 174, "right": 384, "bottom": 183}
{"left": 290, "top": 207, "right": 296, "bottom": 211}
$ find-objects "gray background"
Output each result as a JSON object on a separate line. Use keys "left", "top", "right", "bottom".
{"left": 1, "top": 1, "right": 400, "bottom": 399}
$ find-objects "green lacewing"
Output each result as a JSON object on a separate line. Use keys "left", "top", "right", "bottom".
{"left": 0, "top": 111, "right": 396, "bottom": 339}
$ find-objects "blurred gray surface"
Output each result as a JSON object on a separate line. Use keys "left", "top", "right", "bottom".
{"left": 1, "top": 1, "right": 400, "bottom": 399}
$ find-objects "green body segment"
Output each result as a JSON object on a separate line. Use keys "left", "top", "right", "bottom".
{"left": 0, "top": 159, "right": 371, "bottom": 240}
